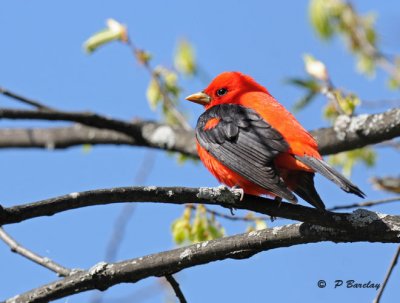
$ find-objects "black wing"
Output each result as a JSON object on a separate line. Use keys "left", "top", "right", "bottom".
{"left": 196, "top": 104, "right": 297, "bottom": 203}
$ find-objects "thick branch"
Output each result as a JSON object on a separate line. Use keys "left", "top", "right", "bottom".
{"left": 4, "top": 220, "right": 400, "bottom": 303}
{"left": 311, "top": 108, "right": 400, "bottom": 155}
{"left": 0, "top": 108, "right": 399, "bottom": 156}
{"left": 1, "top": 186, "right": 400, "bottom": 242}
{"left": 0, "top": 108, "right": 198, "bottom": 157}
{"left": 0, "top": 125, "right": 136, "bottom": 150}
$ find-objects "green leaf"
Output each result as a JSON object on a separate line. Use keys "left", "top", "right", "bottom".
{"left": 286, "top": 78, "right": 320, "bottom": 91}
{"left": 171, "top": 218, "right": 190, "bottom": 245}
{"left": 171, "top": 207, "right": 192, "bottom": 245}
{"left": 338, "top": 93, "right": 360, "bottom": 115}
{"left": 174, "top": 39, "right": 197, "bottom": 76}
{"left": 286, "top": 77, "right": 320, "bottom": 112}
{"left": 387, "top": 77, "right": 400, "bottom": 90}
{"left": 83, "top": 19, "right": 128, "bottom": 53}
{"left": 309, "top": 0, "right": 334, "bottom": 39}
{"left": 356, "top": 54, "right": 375, "bottom": 76}
{"left": 293, "top": 91, "right": 318, "bottom": 113}
{"left": 146, "top": 78, "right": 162, "bottom": 110}
{"left": 171, "top": 205, "right": 224, "bottom": 244}
{"left": 323, "top": 103, "right": 340, "bottom": 121}
{"left": 363, "top": 13, "right": 377, "bottom": 46}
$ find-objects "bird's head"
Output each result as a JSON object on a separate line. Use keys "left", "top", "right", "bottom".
{"left": 185, "top": 71, "right": 269, "bottom": 109}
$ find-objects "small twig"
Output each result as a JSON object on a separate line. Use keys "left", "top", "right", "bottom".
{"left": 370, "top": 177, "right": 400, "bottom": 194}
{"left": 0, "top": 227, "right": 73, "bottom": 277}
{"left": 320, "top": 82, "right": 346, "bottom": 116}
{"left": 373, "top": 245, "right": 400, "bottom": 303}
{"left": 345, "top": 3, "right": 400, "bottom": 85}
{"left": 329, "top": 196, "right": 400, "bottom": 211}
{"left": 125, "top": 38, "right": 191, "bottom": 131}
{"left": 0, "top": 86, "right": 53, "bottom": 110}
{"left": 165, "top": 274, "right": 187, "bottom": 303}
{"left": 187, "top": 204, "right": 270, "bottom": 222}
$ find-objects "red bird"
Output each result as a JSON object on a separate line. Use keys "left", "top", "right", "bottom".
{"left": 186, "top": 72, "right": 364, "bottom": 210}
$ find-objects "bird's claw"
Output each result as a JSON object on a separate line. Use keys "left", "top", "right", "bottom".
{"left": 232, "top": 185, "right": 245, "bottom": 201}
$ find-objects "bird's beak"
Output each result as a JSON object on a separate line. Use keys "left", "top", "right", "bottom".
{"left": 185, "top": 91, "right": 211, "bottom": 106}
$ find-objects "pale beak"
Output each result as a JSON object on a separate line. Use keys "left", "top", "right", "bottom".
{"left": 185, "top": 91, "right": 211, "bottom": 106}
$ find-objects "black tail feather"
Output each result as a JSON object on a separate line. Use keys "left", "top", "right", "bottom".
{"left": 294, "top": 172, "right": 326, "bottom": 210}
{"left": 294, "top": 155, "right": 366, "bottom": 198}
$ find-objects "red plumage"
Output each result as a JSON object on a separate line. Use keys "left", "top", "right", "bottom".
{"left": 186, "top": 72, "right": 364, "bottom": 209}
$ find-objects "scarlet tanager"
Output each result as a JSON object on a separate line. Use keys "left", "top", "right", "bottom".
{"left": 186, "top": 72, "right": 365, "bottom": 210}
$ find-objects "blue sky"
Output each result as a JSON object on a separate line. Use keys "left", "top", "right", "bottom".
{"left": 1, "top": 1, "right": 399, "bottom": 302}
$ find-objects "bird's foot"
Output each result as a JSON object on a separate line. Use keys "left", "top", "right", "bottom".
{"left": 232, "top": 185, "right": 245, "bottom": 201}
{"left": 274, "top": 196, "right": 282, "bottom": 204}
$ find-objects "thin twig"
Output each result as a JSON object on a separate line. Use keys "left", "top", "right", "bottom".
{"left": 373, "top": 245, "right": 400, "bottom": 303}
{"left": 0, "top": 86, "right": 53, "bottom": 110}
{"left": 126, "top": 38, "right": 191, "bottom": 131}
{"left": 345, "top": 2, "right": 400, "bottom": 85}
{"left": 165, "top": 274, "right": 187, "bottom": 303}
{"left": 187, "top": 204, "right": 270, "bottom": 222}
{"left": 329, "top": 196, "right": 400, "bottom": 211}
{"left": 0, "top": 227, "right": 73, "bottom": 277}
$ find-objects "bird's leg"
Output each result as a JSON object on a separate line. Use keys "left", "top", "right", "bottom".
{"left": 270, "top": 196, "right": 283, "bottom": 221}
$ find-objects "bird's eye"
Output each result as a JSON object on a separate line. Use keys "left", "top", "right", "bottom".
{"left": 216, "top": 88, "right": 228, "bottom": 96}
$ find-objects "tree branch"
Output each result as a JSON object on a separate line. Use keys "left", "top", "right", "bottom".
{"left": 1, "top": 186, "right": 400, "bottom": 241}
{"left": 310, "top": 108, "right": 400, "bottom": 155}
{"left": 0, "top": 125, "right": 137, "bottom": 150}
{"left": 329, "top": 196, "right": 400, "bottom": 211}
{"left": 0, "top": 108, "right": 198, "bottom": 157}
{"left": 0, "top": 227, "right": 74, "bottom": 277}
{"left": 0, "top": 87, "right": 53, "bottom": 110}
{"left": 165, "top": 275, "right": 187, "bottom": 303}
{"left": 374, "top": 245, "right": 400, "bottom": 303}
{"left": 3, "top": 219, "right": 400, "bottom": 303}
{"left": 0, "top": 107, "right": 399, "bottom": 156}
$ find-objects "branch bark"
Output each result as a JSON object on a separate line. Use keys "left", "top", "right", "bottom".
{"left": 0, "top": 107, "right": 399, "bottom": 156}
{"left": 3, "top": 219, "right": 400, "bottom": 303}
{"left": 1, "top": 186, "right": 400, "bottom": 241}
{"left": 0, "top": 109, "right": 198, "bottom": 156}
